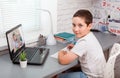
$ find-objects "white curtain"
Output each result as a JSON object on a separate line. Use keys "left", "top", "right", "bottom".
{"left": 0, "top": 0, "right": 41, "bottom": 38}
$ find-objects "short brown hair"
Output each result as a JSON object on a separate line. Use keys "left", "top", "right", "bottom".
{"left": 73, "top": 9, "right": 93, "bottom": 25}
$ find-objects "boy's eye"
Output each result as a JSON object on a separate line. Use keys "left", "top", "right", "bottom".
{"left": 78, "top": 24, "right": 83, "bottom": 28}
{"left": 72, "top": 23, "right": 75, "bottom": 27}
{"left": 72, "top": 23, "right": 83, "bottom": 28}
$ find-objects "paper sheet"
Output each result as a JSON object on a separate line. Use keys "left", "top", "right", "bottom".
{"left": 50, "top": 47, "right": 69, "bottom": 59}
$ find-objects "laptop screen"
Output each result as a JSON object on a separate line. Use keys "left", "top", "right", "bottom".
{"left": 6, "top": 24, "right": 25, "bottom": 59}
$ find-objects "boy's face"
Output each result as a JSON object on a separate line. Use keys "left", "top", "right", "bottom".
{"left": 13, "top": 35, "right": 17, "bottom": 41}
{"left": 72, "top": 17, "right": 92, "bottom": 38}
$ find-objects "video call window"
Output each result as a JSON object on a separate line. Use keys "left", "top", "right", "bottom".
{"left": 7, "top": 26, "right": 24, "bottom": 53}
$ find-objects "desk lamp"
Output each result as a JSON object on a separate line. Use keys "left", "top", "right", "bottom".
{"left": 37, "top": 9, "right": 56, "bottom": 45}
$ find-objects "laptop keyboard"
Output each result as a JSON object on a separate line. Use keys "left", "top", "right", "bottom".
{"left": 25, "top": 47, "right": 39, "bottom": 61}
{"left": 14, "top": 47, "right": 49, "bottom": 65}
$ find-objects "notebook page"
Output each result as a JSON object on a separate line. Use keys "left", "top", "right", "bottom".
{"left": 50, "top": 47, "right": 69, "bottom": 59}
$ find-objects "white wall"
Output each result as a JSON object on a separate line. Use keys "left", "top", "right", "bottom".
{"left": 40, "top": 0, "right": 57, "bottom": 34}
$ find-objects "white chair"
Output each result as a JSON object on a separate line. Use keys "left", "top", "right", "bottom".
{"left": 104, "top": 43, "right": 120, "bottom": 78}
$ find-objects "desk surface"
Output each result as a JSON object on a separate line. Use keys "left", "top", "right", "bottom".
{"left": 0, "top": 32, "right": 120, "bottom": 78}
{"left": 94, "top": 32, "right": 120, "bottom": 50}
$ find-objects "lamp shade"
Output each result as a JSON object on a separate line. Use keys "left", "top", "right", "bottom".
{"left": 37, "top": 9, "right": 56, "bottom": 45}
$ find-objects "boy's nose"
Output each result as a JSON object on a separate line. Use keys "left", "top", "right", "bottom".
{"left": 74, "top": 26, "right": 79, "bottom": 31}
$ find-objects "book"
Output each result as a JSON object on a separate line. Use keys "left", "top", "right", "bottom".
{"left": 54, "top": 32, "right": 75, "bottom": 42}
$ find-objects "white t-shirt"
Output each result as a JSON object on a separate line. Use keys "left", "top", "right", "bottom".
{"left": 71, "top": 32, "right": 106, "bottom": 78}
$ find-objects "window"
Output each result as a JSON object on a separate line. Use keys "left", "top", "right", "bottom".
{"left": 0, "top": 0, "right": 41, "bottom": 35}
{"left": 0, "top": 0, "right": 57, "bottom": 50}
{"left": 0, "top": 0, "right": 49, "bottom": 50}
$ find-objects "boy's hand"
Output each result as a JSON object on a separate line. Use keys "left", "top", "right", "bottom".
{"left": 59, "top": 50, "right": 67, "bottom": 55}
{"left": 67, "top": 44, "right": 74, "bottom": 50}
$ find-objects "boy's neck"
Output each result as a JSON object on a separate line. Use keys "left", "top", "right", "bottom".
{"left": 79, "top": 31, "right": 91, "bottom": 38}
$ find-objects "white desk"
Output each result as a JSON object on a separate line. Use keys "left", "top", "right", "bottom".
{"left": 0, "top": 32, "right": 120, "bottom": 78}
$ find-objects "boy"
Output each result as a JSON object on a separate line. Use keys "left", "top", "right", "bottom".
{"left": 58, "top": 9, "right": 106, "bottom": 78}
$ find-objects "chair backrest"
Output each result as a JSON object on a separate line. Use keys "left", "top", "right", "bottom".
{"left": 104, "top": 43, "right": 120, "bottom": 78}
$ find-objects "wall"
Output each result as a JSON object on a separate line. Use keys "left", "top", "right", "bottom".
{"left": 91, "top": 0, "right": 120, "bottom": 35}
{"left": 57, "top": 0, "right": 92, "bottom": 33}
{"left": 40, "top": 0, "right": 57, "bottom": 34}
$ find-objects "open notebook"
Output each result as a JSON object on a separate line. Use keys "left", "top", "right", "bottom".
{"left": 50, "top": 47, "right": 69, "bottom": 59}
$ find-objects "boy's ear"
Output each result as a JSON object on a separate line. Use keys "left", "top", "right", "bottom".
{"left": 88, "top": 23, "right": 92, "bottom": 29}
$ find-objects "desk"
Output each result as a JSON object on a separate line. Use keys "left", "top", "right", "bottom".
{"left": 0, "top": 43, "right": 78, "bottom": 78}
{"left": 0, "top": 32, "right": 120, "bottom": 78}
{"left": 94, "top": 32, "right": 120, "bottom": 60}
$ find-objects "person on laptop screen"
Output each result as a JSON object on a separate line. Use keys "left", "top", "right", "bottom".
{"left": 12, "top": 31, "right": 23, "bottom": 53}
{"left": 58, "top": 9, "right": 106, "bottom": 78}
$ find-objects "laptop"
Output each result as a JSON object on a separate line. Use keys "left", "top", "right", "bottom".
{"left": 6, "top": 24, "right": 49, "bottom": 65}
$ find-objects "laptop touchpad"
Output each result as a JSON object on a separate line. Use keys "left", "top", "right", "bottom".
{"left": 30, "top": 48, "right": 49, "bottom": 64}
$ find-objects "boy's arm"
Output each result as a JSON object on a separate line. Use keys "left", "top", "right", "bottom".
{"left": 58, "top": 50, "right": 78, "bottom": 65}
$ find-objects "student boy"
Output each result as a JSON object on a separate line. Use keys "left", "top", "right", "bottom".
{"left": 58, "top": 9, "right": 106, "bottom": 78}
